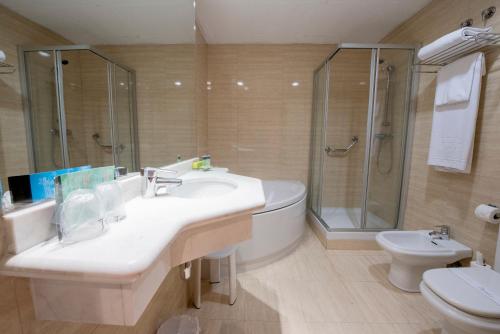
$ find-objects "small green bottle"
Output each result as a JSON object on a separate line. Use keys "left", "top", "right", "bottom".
{"left": 201, "top": 155, "right": 211, "bottom": 170}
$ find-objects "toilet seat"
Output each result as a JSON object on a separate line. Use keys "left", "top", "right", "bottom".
{"left": 423, "top": 267, "right": 500, "bottom": 318}
{"left": 421, "top": 268, "right": 500, "bottom": 334}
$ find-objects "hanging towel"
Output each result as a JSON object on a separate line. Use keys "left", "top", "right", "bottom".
{"left": 417, "top": 27, "right": 492, "bottom": 61}
{"left": 427, "top": 52, "right": 485, "bottom": 173}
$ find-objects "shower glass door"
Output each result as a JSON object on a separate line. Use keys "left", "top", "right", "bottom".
{"left": 24, "top": 50, "right": 61, "bottom": 171}
{"left": 113, "top": 65, "right": 136, "bottom": 171}
{"left": 22, "top": 46, "right": 139, "bottom": 174}
{"left": 60, "top": 50, "right": 113, "bottom": 168}
{"left": 308, "top": 43, "right": 415, "bottom": 232}
{"left": 364, "top": 48, "right": 414, "bottom": 229}
{"left": 320, "top": 48, "right": 373, "bottom": 229}
{"left": 309, "top": 63, "right": 327, "bottom": 217}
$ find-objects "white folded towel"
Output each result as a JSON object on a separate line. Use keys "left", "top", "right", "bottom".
{"left": 435, "top": 52, "right": 485, "bottom": 106}
{"left": 427, "top": 52, "right": 485, "bottom": 173}
{"left": 418, "top": 27, "right": 492, "bottom": 61}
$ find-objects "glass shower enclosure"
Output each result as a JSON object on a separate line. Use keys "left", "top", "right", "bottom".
{"left": 309, "top": 43, "right": 415, "bottom": 231}
{"left": 19, "top": 45, "right": 139, "bottom": 173}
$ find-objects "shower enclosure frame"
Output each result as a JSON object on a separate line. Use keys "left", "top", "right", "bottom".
{"left": 308, "top": 43, "right": 417, "bottom": 232}
{"left": 18, "top": 44, "right": 140, "bottom": 172}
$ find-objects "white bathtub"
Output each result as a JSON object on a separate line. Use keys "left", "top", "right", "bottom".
{"left": 236, "top": 180, "right": 307, "bottom": 269}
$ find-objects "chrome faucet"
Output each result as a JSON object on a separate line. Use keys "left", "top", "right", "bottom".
{"left": 429, "top": 225, "right": 450, "bottom": 240}
{"left": 141, "top": 167, "right": 182, "bottom": 198}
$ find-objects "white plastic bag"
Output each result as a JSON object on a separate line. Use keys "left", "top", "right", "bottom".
{"left": 95, "top": 180, "right": 126, "bottom": 223}
{"left": 53, "top": 189, "right": 107, "bottom": 244}
{"left": 157, "top": 315, "right": 200, "bottom": 334}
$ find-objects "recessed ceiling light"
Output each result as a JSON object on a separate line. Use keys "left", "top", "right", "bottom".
{"left": 291, "top": 81, "right": 300, "bottom": 87}
{"left": 38, "top": 51, "right": 51, "bottom": 58}
{"left": 174, "top": 81, "right": 182, "bottom": 86}
{"left": 207, "top": 86, "right": 212, "bottom": 90}
{"left": 236, "top": 81, "right": 244, "bottom": 86}
{"left": 119, "top": 82, "right": 125, "bottom": 86}
{"left": 207, "top": 81, "right": 212, "bottom": 85}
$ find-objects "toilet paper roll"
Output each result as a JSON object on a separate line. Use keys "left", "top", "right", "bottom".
{"left": 474, "top": 204, "right": 500, "bottom": 224}
{"left": 0, "top": 50, "right": 5, "bottom": 63}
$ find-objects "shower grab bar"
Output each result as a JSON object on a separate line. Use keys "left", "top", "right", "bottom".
{"left": 92, "top": 133, "right": 112, "bottom": 149}
{"left": 325, "top": 136, "right": 359, "bottom": 156}
{"left": 92, "top": 133, "right": 125, "bottom": 153}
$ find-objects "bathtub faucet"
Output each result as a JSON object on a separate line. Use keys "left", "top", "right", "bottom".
{"left": 429, "top": 225, "right": 450, "bottom": 240}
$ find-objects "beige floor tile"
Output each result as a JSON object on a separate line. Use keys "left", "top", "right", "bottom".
{"left": 407, "top": 322, "right": 442, "bottom": 334}
{"left": 237, "top": 264, "right": 273, "bottom": 282}
{"left": 327, "top": 251, "right": 390, "bottom": 283}
{"left": 192, "top": 226, "right": 442, "bottom": 333}
{"left": 293, "top": 248, "right": 341, "bottom": 282}
{"left": 300, "top": 280, "right": 363, "bottom": 323}
{"left": 273, "top": 279, "right": 307, "bottom": 323}
{"left": 240, "top": 280, "right": 280, "bottom": 322}
{"left": 199, "top": 319, "right": 246, "bottom": 334}
{"left": 267, "top": 252, "right": 302, "bottom": 281}
{"left": 347, "top": 281, "right": 412, "bottom": 323}
{"left": 243, "top": 321, "right": 282, "bottom": 334}
{"left": 340, "top": 323, "right": 374, "bottom": 334}
{"left": 276, "top": 321, "right": 311, "bottom": 334}
{"left": 306, "top": 322, "right": 344, "bottom": 334}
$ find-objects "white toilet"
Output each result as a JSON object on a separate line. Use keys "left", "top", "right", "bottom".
{"left": 376, "top": 230, "right": 472, "bottom": 292}
{"left": 419, "top": 220, "right": 500, "bottom": 334}
{"left": 420, "top": 267, "right": 500, "bottom": 334}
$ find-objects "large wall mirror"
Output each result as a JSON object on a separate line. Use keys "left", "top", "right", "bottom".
{"left": 0, "top": 0, "right": 204, "bottom": 201}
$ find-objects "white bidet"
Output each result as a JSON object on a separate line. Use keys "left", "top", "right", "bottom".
{"left": 376, "top": 230, "right": 471, "bottom": 292}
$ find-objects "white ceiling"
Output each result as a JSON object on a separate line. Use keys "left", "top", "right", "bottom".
{"left": 0, "top": 0, "right": 431, "bottom": 45}
{"left": 0, "top": 0, "right": 195, "bottom": 44}
{"left": 197, "top": 0, "right": 432, "bottom": 44}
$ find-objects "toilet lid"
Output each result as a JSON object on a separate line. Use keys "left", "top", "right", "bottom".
{"left": 423, "top": 267, "right": 500, "bottom": 318}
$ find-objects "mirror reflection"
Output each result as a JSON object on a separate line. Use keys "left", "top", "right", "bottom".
{"left": 0, "top": 0, "right": 201, "bottom": 205}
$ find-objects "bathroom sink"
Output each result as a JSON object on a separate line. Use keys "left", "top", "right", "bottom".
{"left": 166, "top": 179, "right": 237, "bottom": 199}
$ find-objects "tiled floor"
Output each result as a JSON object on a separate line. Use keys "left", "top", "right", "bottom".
{"left": 188, "top": 226, "right": 442, "bottom": 334}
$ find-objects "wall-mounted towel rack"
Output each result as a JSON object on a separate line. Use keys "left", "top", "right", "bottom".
{"left": 416, "top": 32, "right": 500, "bottom": 67}
{"left": 0, "top": 61, "right": 16, "bottom": 74}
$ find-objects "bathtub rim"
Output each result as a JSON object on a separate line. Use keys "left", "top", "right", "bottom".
{"left": 254, "top": 180, "right": 306, "bottom": 214}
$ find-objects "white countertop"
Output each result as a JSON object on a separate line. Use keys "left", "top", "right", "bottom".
{"left": 1, "top": 169, "right": 265, "bottom": 283}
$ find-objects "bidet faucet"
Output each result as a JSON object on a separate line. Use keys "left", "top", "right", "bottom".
{"left": 429, "top": 225, "right": 450, "bottom": 240}
{"left": 141, "top": 167, "right": 182, "bottom": 198}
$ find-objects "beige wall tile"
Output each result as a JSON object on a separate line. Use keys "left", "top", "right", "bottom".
{"left": 99, "top": 42, "right": 208, "bottom": 168}
{"left": 207, "top": 44, "right": 332, "bottom": 184}
{"left": 381, "top": 0, "right": 500, "bottom": 264}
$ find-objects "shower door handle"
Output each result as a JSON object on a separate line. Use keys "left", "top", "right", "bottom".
{"left": 325, "top": 136, "right": 359, "bottom": 156}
